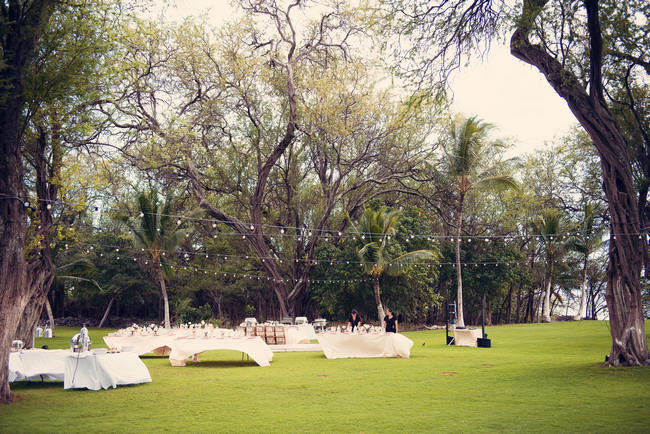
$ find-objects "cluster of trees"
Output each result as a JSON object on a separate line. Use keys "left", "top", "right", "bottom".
{"left": 1, "top": 0, "right": 648, "bottom": 402}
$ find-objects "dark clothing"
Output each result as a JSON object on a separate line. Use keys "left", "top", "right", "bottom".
{"left": 384, "top": 315, "right": 397, "bottom": 333}
{"left": 348, "top": 314, "right": 361, "bottom": 331}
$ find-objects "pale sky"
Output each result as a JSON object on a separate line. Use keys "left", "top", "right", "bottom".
{"left": 160, "top": 0, "right": 578, "bottom": 157}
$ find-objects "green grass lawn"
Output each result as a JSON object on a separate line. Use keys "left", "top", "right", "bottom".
{"left": 1, "top": 321, "right": 649, "bottom": 433}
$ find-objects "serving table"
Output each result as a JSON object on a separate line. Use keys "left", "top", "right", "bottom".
{"left": 317, "top": 332, "right": 413, "bottom": 359}
{"left": 64, "top": 352, "right": 152, "bottom": 390}
{"left": 9, "top": 349, "right": 69, "bottom": 382}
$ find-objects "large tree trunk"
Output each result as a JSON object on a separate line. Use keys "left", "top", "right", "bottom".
{"left": 512, "top": 0, "right": 649, "bottom": 365}
{"left": 574, "top": 255, "right": 589, "bottom": 320}
{"left": 455, "top": 192, "right": 465, "bottom": 327}
{"left": 373, "top": 275, "right": 385, "bottom": 325}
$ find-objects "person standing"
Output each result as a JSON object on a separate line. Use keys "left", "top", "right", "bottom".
{"left": 347, "top": 309, "right": 362, "bottom": 332}
{"left": 384, "top": 308, "right": 398, "bottom": 333}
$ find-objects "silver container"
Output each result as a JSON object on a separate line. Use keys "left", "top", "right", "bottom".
{"left": 70, "top": 326, "right": 91, "bottom": 352}
{"left": 11, "top": 340, "right": 23, "bottom": 352}
{"left": 35, "top": 326, "right": 44, "bottom": 338}
{"left": 44, "top": 327, "right": 53, "bottom": 338}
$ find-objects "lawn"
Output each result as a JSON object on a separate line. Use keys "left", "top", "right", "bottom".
{"left": 1, "top": 321, "right": 649, "bottom": 433}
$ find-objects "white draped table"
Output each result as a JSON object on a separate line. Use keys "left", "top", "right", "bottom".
{"left": 168, "top": 336, "right": 273, "bottom": 367}
{"left": 284, "top": 324, "right": 317, "bottom": 345}
{"left": 64, "top": 352, "right": 152, "bottom": 390}
{"left": 104, "top": 331, "right": 274, "bottom": 367}
{"left": 453, "top": 328, "right": 483, "bottom": 347}
{"left": 317, "top": 332, "right": 414, "bottom": 359}
{"left": 9, "top": 349, "right": 69, "bottom": 382}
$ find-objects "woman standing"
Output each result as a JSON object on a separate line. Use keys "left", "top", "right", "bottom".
{"left": 384, "top": 308, "right": 398, "bottom": 333}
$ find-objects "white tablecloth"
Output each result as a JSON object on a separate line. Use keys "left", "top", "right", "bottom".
{"left": 453, "top": 328, "right": 483, "bottom": 347}
{"left": 63, "top": 352, "right": 152, "bottom": 390}
{"left": 317, "top": 332, "right": 414, "bottom": 359}
{"left": 9, "top": 349, "right": 69, "bottom": 382}
{"left": 168, "top": 336, "right": 273, "bottom": 367}
{"left": 284, "top": 324, "right": 317, "bottom": 345}
{"left": 103, "top": 334, "right": 177, "bottom": 356}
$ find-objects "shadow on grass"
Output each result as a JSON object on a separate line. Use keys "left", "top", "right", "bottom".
{"left": 181, "top": 360, "right": 260, "bottom": 369}
{"left": 10, "top": 381, "right": 62, "bottom": 390}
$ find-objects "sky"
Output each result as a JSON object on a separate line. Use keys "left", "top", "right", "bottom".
{"left": 159, "top": 0, "right": 578, "bottom": 157}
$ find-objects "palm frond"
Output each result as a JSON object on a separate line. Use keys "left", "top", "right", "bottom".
{"left": 385, "top": 250, "right": 437, "bottom": 276}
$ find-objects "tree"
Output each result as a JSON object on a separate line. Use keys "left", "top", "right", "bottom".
{"left": 438, "top": 116, "right": 518, "bottom": 327}
{"left": 120, "top": 191, "right": 186, "bottom": 328}
{"left": 530, "top": 209, "right": 570, "bottom": 322}
{"left": 570, "top": 203, "right": 605, "bottom": 320}
{"left": 355, "top": 206, "right": 437, "bottom": 322}
{"left": 108, "top": 3, "right": 437, "bottom": 317}
{"left": 0, "top": 0, "right": 57, "bottom": 404}
{"left": 378, "top": 0, "right": 649, "bottom": 366}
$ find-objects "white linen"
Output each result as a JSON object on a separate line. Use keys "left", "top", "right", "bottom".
{"left": 284, "top": 324, "right": 316, "bottom": 345}
{"left": 103, "top": 334, "right": 177, "bottom": 356}
{"left": 63, "top": 352, "right": 152, "bottom": 390}
{"left": 8, "top": 349, "right": 69, "bottom": 382}
{"left": 168, "top": 336, "right": 273, "bottom": 367}
{"left": 317, "top": 332, "right": 414, "bottom": 359}
{"left": 453, "top": 328, "right": 483, "bottom": 347}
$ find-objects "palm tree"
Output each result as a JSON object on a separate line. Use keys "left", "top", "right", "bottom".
{"left": 122, "top": 191, "right": 186, "bottom": 329}
{"left": 440, "top": 116, "right": 519, "bottom": 327}
{"left": 355, "top": 207, "right": 437, "bottom": 323}
{"left": 530, "top": 209, "right": 569, "bottom": 323}
{"left": 569, "top": 203, "right": 605, "bottom": 320}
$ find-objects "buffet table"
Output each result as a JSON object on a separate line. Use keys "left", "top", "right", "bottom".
{"left": 9, "top": 349, "right": 69, "bottom": 382}
{"left": 317, "top": 332, "right": 413, "bottom": 359}
{"left": 64, "top": 352, "right": 151, "bottom": 390}
{"left": 103, "top": 334, "right": 178, "bottom": 356}
{"left": 168, "top": 336, "right": 273, "bottom": 367}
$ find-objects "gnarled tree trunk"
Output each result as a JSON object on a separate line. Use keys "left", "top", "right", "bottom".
{"left": 512, "top": 0, "right": 648, "bottom": 365}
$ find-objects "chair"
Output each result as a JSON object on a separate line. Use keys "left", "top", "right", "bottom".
{"left": 244, "top": 317, "right": 258, "bottom": 326}
{"left": 295, "top": 316, "right": 308, "bottom": 325}
{"left": 281, "top": 317, "right": 293, "bottom": 326}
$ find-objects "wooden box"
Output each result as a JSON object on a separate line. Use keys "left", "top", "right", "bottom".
{"left": 245, "top": 326, "right": 255, "bottom": 336}
{"left": 275, "top": 336, "right": 286, "bottom": 345}
{"left": 265, "top": 325, "right": 274, "bottom": 335}
{"left": 265, "top": 336, "right": 276, "bottom": 345}
{"left": 255, "top": 325, "right": 265, "bottom": 336}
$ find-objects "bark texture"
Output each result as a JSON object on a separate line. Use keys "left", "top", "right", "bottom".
{"left": 511, "top": 0, "right": 648, "bottom": 365}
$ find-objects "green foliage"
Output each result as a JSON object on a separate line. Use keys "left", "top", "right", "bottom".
{"left": 174, "top": 298, "right": 212, "bottom": 324}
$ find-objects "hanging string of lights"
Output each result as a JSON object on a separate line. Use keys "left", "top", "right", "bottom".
{"left": 3, "top": 193, "right": 648, "bottom": 242}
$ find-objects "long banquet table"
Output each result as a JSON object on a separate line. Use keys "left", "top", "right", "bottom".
{"left": 168, "top": 336, "right": 273, "bottom": 367}
{"left": 317, "top": 332, "right": 414, "bottom": 359}
{"left": 104, "top": 331, "right": 274, "bottom": 367}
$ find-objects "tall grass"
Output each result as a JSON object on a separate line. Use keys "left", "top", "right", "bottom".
{"left": 1, "top": 321, "right": 648, "bottom": 433}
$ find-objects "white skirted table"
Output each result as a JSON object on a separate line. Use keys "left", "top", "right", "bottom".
{"left": 453, "top": 328, "right": 483, "bottom": 347}
{"left": 9, "top": 349, "right": 69, "bottom": 382}
{"left": 104, "top": 331, "right": 274, "bottom": 367}
{"left": 317, "top": 332, "right": 414, "bottom": 359}
{"left": 168, "top": 336, "right": 273, "bottom": 367}
{"left": 64, "top": 352, "right": 151, "bottom": 390}
{"left": 9, "top": 349, "right": 152, "bottom": 391}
